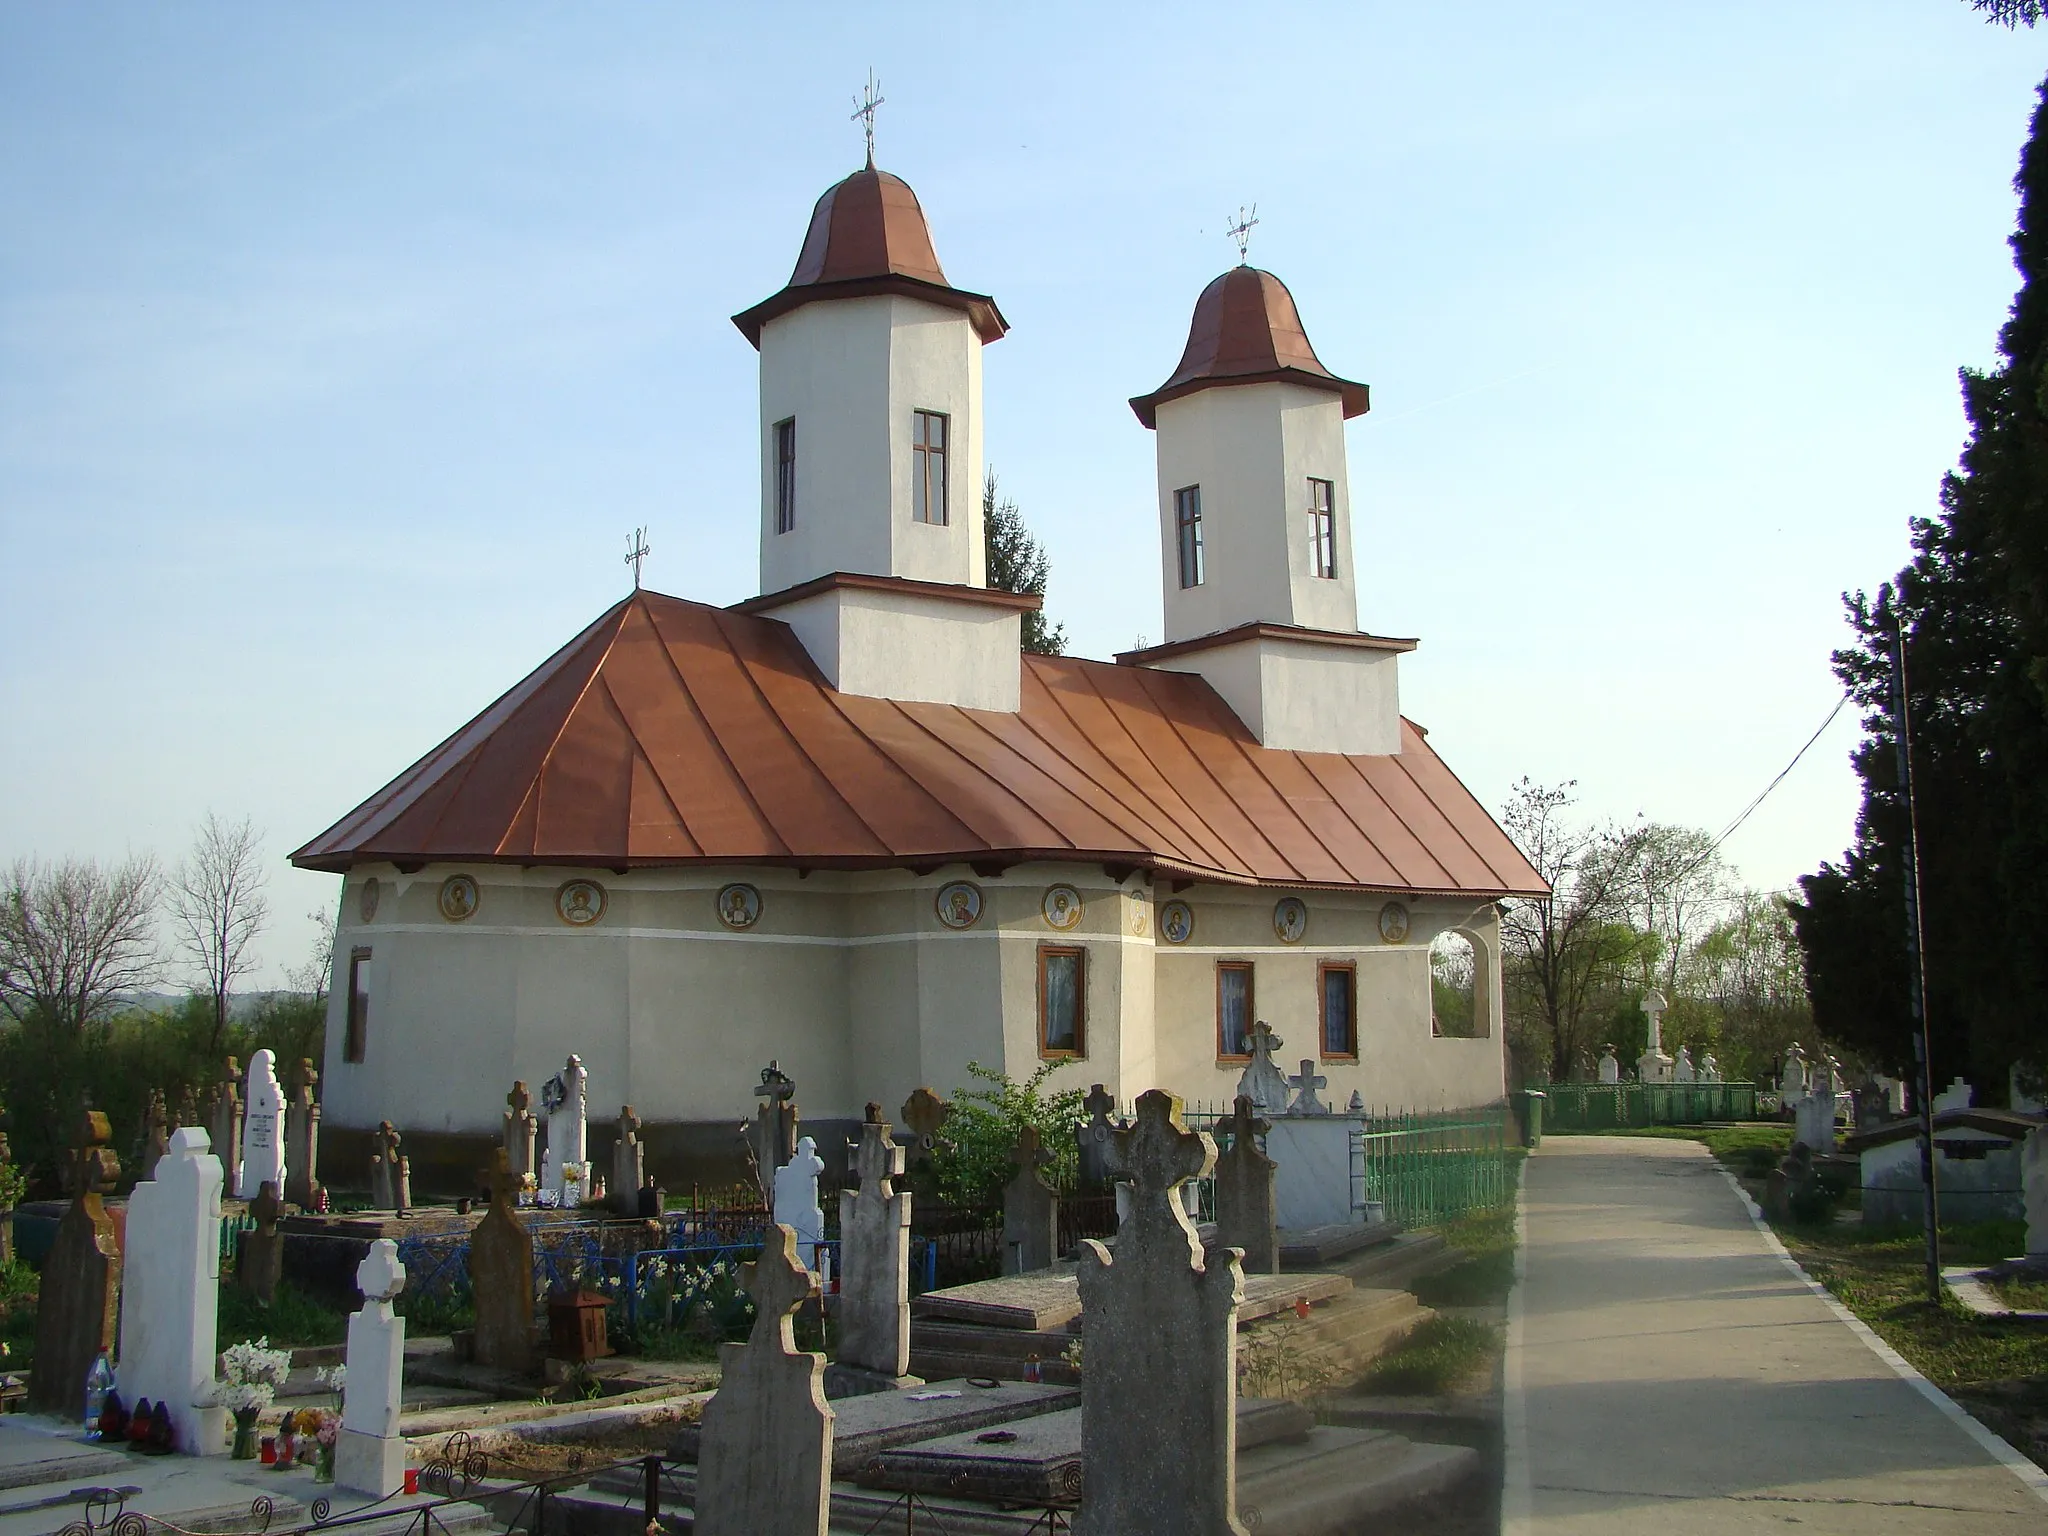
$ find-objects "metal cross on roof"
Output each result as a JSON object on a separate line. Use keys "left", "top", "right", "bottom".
{"left": 624, "top": 526, "right": 651, "bottom": 589}
{"left": 1227, "top": 203, "right": 1259, "bottom": 265}
{"left": 851, "top": 70, "right": 885, "bottom": 169}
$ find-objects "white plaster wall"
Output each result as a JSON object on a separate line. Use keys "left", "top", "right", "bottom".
{"left": 757, "top": 295, "right": 982, "bottom": 596}
{"left": 1149, "top": 635, "right": 1401, "bottom": 755}
{"left": 763, "top": 585, "right": 1022, "bottom": 710}
{"left": 1153, "top": 383, "right": 1356, "bottom": 643}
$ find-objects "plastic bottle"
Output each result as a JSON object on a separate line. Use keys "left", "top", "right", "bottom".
{"left": 83, "top": 1351, "right": 114, "bottom": 1439}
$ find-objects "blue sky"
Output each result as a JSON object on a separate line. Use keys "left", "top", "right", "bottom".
{"left": 3, "top": 5, "right": 2044, "bottom": 988}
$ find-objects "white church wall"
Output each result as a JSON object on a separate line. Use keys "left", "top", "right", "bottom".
{"left": 1147, "top": 634, "right": 1401, "bottom": 756}
{"left": 886, "top": 297, "right": 985, "bottom": 587}
{"left": 763, "top": 583, "right": 1022, "bottom": 711}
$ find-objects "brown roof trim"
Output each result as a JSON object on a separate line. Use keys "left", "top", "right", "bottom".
{"left": 734, "top": 570, "right": 1043, "bottom": 617}
{"left": 1116, "top": 621, "right": 1418, "bottom": 668}
{"left": 1131, "top": 367, "right": 1369, "bottom": 430}
{"left": 732, "top": 274, "right": 1008, "bottom": 349}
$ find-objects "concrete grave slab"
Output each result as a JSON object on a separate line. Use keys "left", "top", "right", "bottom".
{"left": 913, "top": 1266, "right": 1347, "bottom": 1333}
{"left": 673, "top": 1378, "right": 1075, "bottom": 1474}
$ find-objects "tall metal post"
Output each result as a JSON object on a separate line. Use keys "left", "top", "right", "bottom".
{"left": 1886, "top": 600, "right": 1941, "bottom": 1301}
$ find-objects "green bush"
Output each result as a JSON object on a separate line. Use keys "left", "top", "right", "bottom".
{"left": 0, "top": 1258, "right": 36, "bottom": 1372}
{"left": 1359, "top": 1316, "right": 1500, "bottom": 1395}
{"left": 917, "top": 1063, "right": 1086, "bottom": 1215}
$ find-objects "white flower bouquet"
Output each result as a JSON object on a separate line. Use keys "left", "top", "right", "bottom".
{"left": 216, "top": 1337, "right": 294, "bottom": 1416}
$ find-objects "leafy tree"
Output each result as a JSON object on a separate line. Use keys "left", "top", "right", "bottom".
{"left": 1693, "top": 891, "right": 1812, "bottom": 1082}
{"left": 1793, "top": 77, "right": 2048, "bottom": 1096}
{"left": 919, "top": 1061, "right": 1084, "bottom": 1214}
{"left": 983, "top": 470, "right": 1068, "bottom": 656}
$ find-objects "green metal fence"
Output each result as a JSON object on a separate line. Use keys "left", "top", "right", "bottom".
{"left": 1539, "top": 1081, "right": 1761, "bottom": 1130}
{"left": 1353, "top": 1107, "right": 1514, "bottom": 1228}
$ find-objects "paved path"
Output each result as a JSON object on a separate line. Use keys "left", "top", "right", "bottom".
{"left": 1507, "top": 1135, "right": 2048, "bottom": 1533}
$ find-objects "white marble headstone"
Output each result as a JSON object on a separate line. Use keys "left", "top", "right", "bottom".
{"left": 118, "top": 1126, "right": 226, "bottom": 1455}
{"left": 540, "top": 1054, "right": 592, "bottom": 1205}
{"left": 774, "top": 1135, "right": 827, "bottom": 1270}
{"left": 1597, "top": 1048, "right": 1620, "bottom": 1085}
{"left": 337, "top": 1238, "right": 408, "bottom": 1497}
{"left": 237, "top": 1049, "right": 286, "bottom": 1200}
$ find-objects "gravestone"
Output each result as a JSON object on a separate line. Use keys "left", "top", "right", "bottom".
{"left": 540, "top": 1054, "right": 591, "bottom": 1205}
{"left": 237, "top": 1181, "right": 284, "bottom": 1305}
{"left": 1673, "top": 1047, "right": 1695, "bottom": 1084}
{"left": 1235, "top": 1022, "right": 1290, "bottom": 1115}
{"left": 899, "top": 1086, "right": 951, "bottom": 1170}
{"left": 503, "top": 1081, "right": 538, "bottom": 1183}
{"left": 1700, "top": 1051, "right": 1721, "bottom": 1082}
{"left": 337, "top": 1240, "right": 408, "bottom": 1498}
{"left": 143, "top": 1090, "right": 171, "bottom": 1179}
{"left": 285, "top": 1058, "right": 321, "bottom": 1208}
{"left": 749, "top": 1062, "right": 799, "bottom": 1198}
{"left": 471, "top": 1151, "right": 536, "bottom": 1372}
{"left": 1934, "top": 1077, "right": 1975, "bottom": 1114}
{"left": 368, "top": 1121, "right": 402, "bottom": 1210}
{"left": 1597, "top": 1046, "right": 1620, "bottom": 1085}
{"left": 1874, "top": 1073, "right": 1908, "bottom": 1116}
{"left": 773, "top": 1136, "right": 827, "bottom": 1270}
{"left": 175, "top": 1085, "right": 198, "bottom": 1135}
{"left": 1793, "top": 1085, "right": 1836, "bottom": 1154}
{"left": 1076, "top": 1090, "right": 1245, "bottom": 1535}
{"left": 1780, "top": 1044, "right": 1809, "bottom": 1104}
{"left": 1076, "top": 1084, "right": 1120, "bottom": 1189}
{"left": 29, "top": 1114, "right": 123, "bottom": 1418}
{"left": 834, "top": 1111, "right": 914, "bottom": 1388}
{"left": 612, "top": 1105, "right": 646, "bottom": 1212}
{"left": 1284, "top": 1059, "right": 1329, "bottom": 1116}
{"left": 1765, "top": 1141, "right": 1816, "bottom": 1223}
{"left": 693, "top": 1226, "right": 834, "bottom": 1536}
{"left": 1212, "top": 1097, "right": 1277, "bottom": 1275}
{"left": 1637, "top": 991, "right": 1674, "bottom": 1084}
{"left": 2025, "top": 1125, "right": 2048, "bottom": 1259}
{"left": 210, "top": 1057, "right": 244, "bottom": 1187}
{"left": 238, "top": 1048, "right": 287, "bottom": 1200}
{"left": 1003, "top": 1125, "right": 1060, "bottom": 1274}
{"left": 119, "top": 1125, "right": 226, "bottom": 1455}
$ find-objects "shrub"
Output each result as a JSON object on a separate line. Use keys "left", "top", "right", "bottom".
{"left": 1359, "top": 1316, "right": 1500, "bottom": 1396}
{"left": 918, "top": 1063, "right": 1086, "bottom": 1216}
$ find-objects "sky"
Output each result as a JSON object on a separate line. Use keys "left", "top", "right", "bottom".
{"left": 2, "top": 4, "right": 2045, "bottom": 990}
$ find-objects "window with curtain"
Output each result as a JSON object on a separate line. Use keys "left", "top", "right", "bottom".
{"left": 1320, "top": 962, "right": 1356, "bottom": 1058}
{"left": 1040, "top": 945, "right": 1085, "bottom": 1056}
{"left": 1217, "top": 961, "right": 1253, "bottom": 1058}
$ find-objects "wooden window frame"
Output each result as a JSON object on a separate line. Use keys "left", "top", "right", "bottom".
{"left": 345, "top": 946, "right": 371, "bottom": 1064}
{"left": 1038, "top": 944, "right": 1086, "bottom": 1058}
{"left": 912, "top": 409, "right": 950, "bottom": 526}
{"left": 1175, "top": 485, "right": 1205, "bottom": 588}
{"left": 1215, "top": 960, "right": 1254, "bottom": 1062}
{"left": 1319, "top": 960, "right": 1358, "bottom": 1061}
{"left": 774, "top": 417, "right": 796, "bottom": 534}
{"left": 1308, "top": 477, "right": 1336, "bottom": 579}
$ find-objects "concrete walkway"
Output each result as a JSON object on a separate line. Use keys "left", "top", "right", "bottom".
{"left": 1507, "top": 1135, "right": 2048, "bottom": 1533}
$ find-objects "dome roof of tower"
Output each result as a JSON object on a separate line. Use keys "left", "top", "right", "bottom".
{"left": 732, "top": 166, "right": 1007, "bottom": 347}
{"left": 1129, "top": 266, "right": 1369, "bottom": 428}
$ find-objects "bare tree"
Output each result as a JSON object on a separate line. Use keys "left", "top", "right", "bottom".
{"left": 1618, "top": 824, "right": 1730, "bottom": 998}
{"left": 285, "top": 907, "right": 337, "bottom": 1005}
{"left": 0, "top": 853, "right": 162, "bottom": 1035}
{"left": 168, "top": 813, "right": 269, "bottom": 1056}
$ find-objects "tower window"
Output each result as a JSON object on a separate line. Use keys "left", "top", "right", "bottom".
{"left": 345, "top": 946, "right": 371, "bottom": 1064}
{"left": 913, "top": 409, "right": 950, "bottom": 525}
{"left": 1320, "top": 961, "right": 1357, "bottom": 1059}
{"left": 1309, "top": 478, "right": 1336, "bottom": 579}
{"left": 774, "top": 418, "right": 796, "bottom": 534}
{"left": 1039, "top": 944, "right": 1085, "bottom": 1057}
{"left": 1175, "top": 485, "right": 1205, "bottom": 588}
{"left": 1216, "top": 960, "right": 1253, "bottom": 1059}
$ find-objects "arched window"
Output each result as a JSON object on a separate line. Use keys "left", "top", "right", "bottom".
{"left": 1431, "top": 931, "right": 1477, "bottom": 1039}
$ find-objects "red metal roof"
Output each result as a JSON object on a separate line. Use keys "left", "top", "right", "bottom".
{"left": 1130, "top": 266, "right": 1369, "bottom": 429}
{"left": 290, "top": 590, "right": 1545, "bottom": 899}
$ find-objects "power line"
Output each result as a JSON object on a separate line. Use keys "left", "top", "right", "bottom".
{"left": 1705, "top": 690, "right": 1853, "bottom": 857}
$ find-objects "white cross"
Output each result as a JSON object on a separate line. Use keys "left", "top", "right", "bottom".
{"left": 356, "top": 1238, "right": 407, "bottom": 1303}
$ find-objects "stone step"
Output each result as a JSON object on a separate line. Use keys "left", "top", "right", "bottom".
{"left": 1238, "top": 1425, "right": 1481, "bottom": 1533}
{"left": 1335, "top": 1229, "right": 1454, "bottom": 1290}
{"left": 1245, "top": 1287, "right": 1433, "bottom": 1387}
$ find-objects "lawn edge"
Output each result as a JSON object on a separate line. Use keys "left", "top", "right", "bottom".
{"left": 1500, "top": 1152, "right": 1533, "bottom": 1536}
{"left": 1714, "top": 1164, "right": 2048, "bottom": 1506}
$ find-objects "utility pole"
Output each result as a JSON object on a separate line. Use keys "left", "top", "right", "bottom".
{"left": 1885, "top": 589, "right": 1941, "bottom": 1302}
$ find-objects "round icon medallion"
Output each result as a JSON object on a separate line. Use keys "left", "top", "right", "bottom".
{"left": 716, "top": 883, "right": 762, "bottom": 931}
{"left": 1159, "top": 899, "right": 1195, "bottom": 946}
{"left": 1378, "top": 901, "right": 1411, "bottom": 944}
{"left": 1042, "top": 885, "right": 1083, "bottom": 930}
{"left": 437, "top": 875, "right": 479, "bottom": 923}
{"left": 357, "top": 877, "right": 381, "bottom": 923}
{"left": 555, "top": 879, "right": 607, "bottom": 927}
{"left": 1127, "top": 892, "right": 1150, "bottom": 937}
{"left": 935, "top": 881, "right": 983, "bottom": 930}
{"left": 1273, "top": 896, "right": 1309, "bottom": 944}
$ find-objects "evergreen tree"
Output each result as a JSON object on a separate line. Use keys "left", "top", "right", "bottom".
{"left": 982, "top": 470, "right": 1068, "bottom": 656}
{"left": 1793, "top": 76, "right": 2048, "bottom": 1094}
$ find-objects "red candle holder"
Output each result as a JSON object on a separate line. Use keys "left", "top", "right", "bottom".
{"left": 403, "top": 1469, "right": 420, "bottom": 1496}
{"left": 259, "top": 1438, "right": 277, "bottom": 1465}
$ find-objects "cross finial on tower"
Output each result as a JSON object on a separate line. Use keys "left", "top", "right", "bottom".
{"left": 624, "top": 526, "right": 651, "bottom": 589}
{"left": 851, "top": 69, "right": 885, "bottom": 169}
{"left": 1227, "top": 203, "right": 1259, "bottom": 266}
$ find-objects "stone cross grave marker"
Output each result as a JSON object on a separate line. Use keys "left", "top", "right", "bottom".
{"left": 1212, "top": 1096, "right": 1277, "bottom": 1275}
{"left": 612, "top": 1104, "right": 646, "bottom": 1212}
{"left": 1673, "top": 1046, "right": 1696, "bottom": 1084}
{"left": 210, "top": 1056, "right": 244, "bottom": 1186}
{"left": 540, "top": 1054, "right": 591, "bottom": 1206}
{"left": 899, "top": 1086, "right": 951, "bottom": 1169}
{"left": 773, "top": 1135, "right": 827, "bottom": 1270}
{"left": 175, "top": 1084, "right": 198, "bottom": 1134}
{"left": 239, "top": 1048, "right": 287, "bottom": 1200}
{"left": 1077, "top": 1083, "right": 1120, "bottom": 1189}
{"left": 29, "top": 1113, "right": 123, "bottom": 1418}
{"left": 119, "top": 1125, "right": 227, "bottom": 1455}
{"left": 368, "top": 1121, "right": 402, "bottom": 1210}
{"left": 143, "top": 1089, "right": 170, "bottom": 1180}
{"left": 1004, "top": 1125, "right": 1060, "bottom": 1274}
{"left": 749, "top": 1061, "right": 800, "bottom": 1199}
{"left": 1285, "top": 1059, "right": 1330, "bottom": 1116}
{"left": 471, "top": 1150, "right": 536, "bottom": 1371}
{"left": 1076, "top": 1090, "right": 1245, "bottom": 1535}
{"left": 836, "top": 1109, "right": 913, "bottom": 1381}
{"left": 503, "top": 1081, "right": 538, "bottom": 1184}
{"left": 1236, "top": 1021, "right": 1290, "bottom": 1115}
{"left": 694, "top": 1226, "right": 834, "bottom": 1536}
{"left": 1700, "top": 1051, "right": 1720, "bottom": 1082}
{"left": 285, "top": 1057, "right": 321, "bottom": 1207}
{"left": 337, "top": 1239, "right": 409, "bottom": 1497}
{"left": 1780, "top": 1043, "right": 1808, "bottom": 1102}
{"left": 237, "top": 1180, "right": 284, "bottom": 1305}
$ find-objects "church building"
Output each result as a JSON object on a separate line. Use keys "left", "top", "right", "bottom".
{"left": 292, "top": 156, "right": 1546, "bottom": 1169}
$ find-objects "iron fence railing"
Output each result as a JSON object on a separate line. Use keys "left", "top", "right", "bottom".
{"left": 1540, "top": 1081, "right": 1760, "bottom": 1130}
{"left": 1351, "top": 1107, "right": 1513, "bottom": 1228}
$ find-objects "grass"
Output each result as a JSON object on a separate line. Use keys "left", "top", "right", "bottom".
{"left": 1579, "top": 1121, "right": 1793, "bottom": 1177}
{"left": 217, "top": 1277, "right": 348, "bottom": 1349}
{"left": 1358, "top": 1315, "right": 1501, "bottom": 1395}
{"left": 1990, "top": 1275, "right": 2048, "bottom": 1311}
{"left": 1412, "top": 1205, "right": 1518, "bottom": 1309}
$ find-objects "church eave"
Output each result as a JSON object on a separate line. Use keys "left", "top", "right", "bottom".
{"left": 731, "top": 274, "right": 1009, "bottom": 349}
